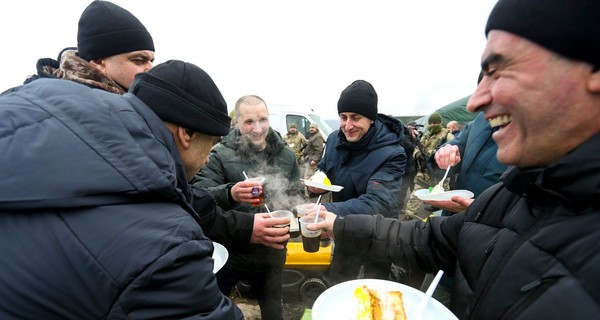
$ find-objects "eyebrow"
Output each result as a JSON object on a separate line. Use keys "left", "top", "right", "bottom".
{"left": 481, "top": 53, "right": 503, "bottom": 73}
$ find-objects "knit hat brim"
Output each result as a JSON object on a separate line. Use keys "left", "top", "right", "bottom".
{"left": 485, "top": 0, "right": 600, "bottom": 67}
{"left": 337, "top": 80, "right": 378, "bottom": 121}
{"left": 77, "top": 1, "right": 154, "bottom": 61}
{"left": 130, "top": 61, "right": 230, "bottom": 136}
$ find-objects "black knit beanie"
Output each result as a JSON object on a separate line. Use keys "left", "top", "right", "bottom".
{"left": 77, "top": 1, "right": 154, "bottom": 61}
{"left": 486, "top": 0, "right": 600, "bottom": 67}
{"left": 337, "top": 80, "right": 378, "bottom": 121}
{"left": 129, "top": 60, "right": 231, "bottom": 136}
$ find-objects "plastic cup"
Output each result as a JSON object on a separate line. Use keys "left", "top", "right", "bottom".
{"left": 299, "top": 216, "right": 324, "bottom": 252}
{"left": 271, "top": 210, "right": 292, "bottom": 228}
{"left": 247, "top": 177, "right": 265, "bottom": 207}
{"left": 294, "top": 203, "right": 317, "bottom": 218}
{"left": 271, "top": 210, "right": 293, "bottom": 245}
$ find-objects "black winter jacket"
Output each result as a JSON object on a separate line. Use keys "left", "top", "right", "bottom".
{"left": 333, "top": 132, "right": 600, "bottom": 319}
{"left": 0, "top": 79, "right": 243, "bottom": 319}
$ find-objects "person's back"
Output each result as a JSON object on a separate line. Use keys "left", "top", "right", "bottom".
{"left": 0, "top": 79, "right": 240, "bottom": 319}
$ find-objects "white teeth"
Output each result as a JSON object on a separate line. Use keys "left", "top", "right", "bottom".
{"left": 489, "top": 115, "right": 512, "bottom": 128}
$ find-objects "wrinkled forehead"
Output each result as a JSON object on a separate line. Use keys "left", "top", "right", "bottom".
{"left": 238, "top": 102, "right": 269, "bottom": 121}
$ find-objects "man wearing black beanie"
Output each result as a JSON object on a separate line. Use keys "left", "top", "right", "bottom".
{"left": 0, "top": 59, "right": 251, "bottom": 318}
{"left": 308, "top": 0, "right": 600, "bottom": 319}
{"left": 3, "top": 1, "right": 155, "bottom": 95}
{"left": 307, "top": 79, "right": 408, "bottom": 285}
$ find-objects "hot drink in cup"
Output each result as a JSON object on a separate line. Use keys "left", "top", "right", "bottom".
{"left": 271, "top": 210, "right": 293, "bottom": 244}
{"left": 299, "top": 216, "right": 324, "bottom": 252}
{"left": 294, "top": 203, "right": 317, "bottom": 218}
{"left": 247, "top": 177, "right": 265, "bottom": 207}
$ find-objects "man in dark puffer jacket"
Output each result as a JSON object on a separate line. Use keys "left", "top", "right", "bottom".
{"left": 309, "top": 0, "right": 600, "bottom": 319}
{"left": 0, "top": 60, "right": 245, "bottom": 319}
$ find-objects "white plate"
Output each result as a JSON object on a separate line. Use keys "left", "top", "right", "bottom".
{"left": 301, "top": 179, "right": 344, "bottom": 192}
{"left": 414, "top": 189, "right": 474, "bottom": 201}
{"left": 212, "top": 242, "right": 228, "bottom": 273}
{"left": 312, "top": 279, "right": 457, "bottom": 320}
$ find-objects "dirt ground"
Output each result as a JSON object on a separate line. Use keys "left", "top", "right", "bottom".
{"left": 231, "top": 290, "right": 311, "bottom": 320}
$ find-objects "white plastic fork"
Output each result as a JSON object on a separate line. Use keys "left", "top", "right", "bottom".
{"left": 435, "top": 165, "right": 452, "bottom": 190}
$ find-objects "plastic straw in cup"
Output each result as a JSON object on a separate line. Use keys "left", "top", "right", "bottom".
{"left": 264, "top": 204, "right": 273, "bottom": 218}
{"left": 313, "top": 195, "right": 322, "bottom": 223}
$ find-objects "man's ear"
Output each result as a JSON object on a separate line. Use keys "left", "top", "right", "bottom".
{"left": 176, "top": 127, "right": 194, "bottom": 149}
{"left": 89, "top": 59, "right": 106, "bottom": 73}
{"left": 587, "top": 67, "right": 600, "bottom": 93}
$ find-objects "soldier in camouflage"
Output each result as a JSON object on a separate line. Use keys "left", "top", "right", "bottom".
{"left": 403, "top": 112, "right": 454, "bottom": 220}
{"left": 283, "top": 123, "right": 308, "bottom": 164}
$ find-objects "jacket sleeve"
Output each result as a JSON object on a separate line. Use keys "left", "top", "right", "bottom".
{"left": 194, "top": 149, "right": 237, "bottom": 210}
{"left": 324, "top": 152, "right": 406, "bottom": 217}
{"left": 115, "top": 238, "right": 243, "bottom": 320}
{"left": 190, "top": 184, "right": 253, "bottom": 250}
{"left": 333, "top": 213, "right": 462, "bottom": 274}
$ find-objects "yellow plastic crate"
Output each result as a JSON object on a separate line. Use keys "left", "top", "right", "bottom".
{"left": 284, "top": 241, "right": 332, "bottom": 272}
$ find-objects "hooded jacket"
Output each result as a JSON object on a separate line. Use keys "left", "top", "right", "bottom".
{"left": 318, "top": 113, "right": 407, "bottom": 217}
{"left": 0, "top": 79, "right": 242, "bottom": 319}
{"left": 333, "top": 132, "right": 600, "bottom": 319}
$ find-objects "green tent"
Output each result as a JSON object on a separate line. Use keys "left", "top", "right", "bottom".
{"left": 434, "top": 95, "right": 480, "bottom": 126}
{"left": 411, "top": 95, "right": 481, "bottom": 129}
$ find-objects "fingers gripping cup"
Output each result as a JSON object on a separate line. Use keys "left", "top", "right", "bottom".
{"left": 271, "top": 210, "right": 293, "bottom": 228}
{"left": 294, "top": 203, "right": 317, "bottom": 218}
{"left": 248, "top": 176, "right": 266, "bottom": 207}
{"left": 272, "top": 210, "right": 293, "bottom": 245}
{"left": 299, "top": 216, "right": 324, "bottom": 253}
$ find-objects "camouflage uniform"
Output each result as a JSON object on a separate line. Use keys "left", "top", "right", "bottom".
{"left": 302, "top": 130, "right": 325, "bottom": 179}
{"left": 283, "top": 131, "right": 307, "bottom": 164}
{"left": 404, "top": 127, "right": 454, "bottom": 220}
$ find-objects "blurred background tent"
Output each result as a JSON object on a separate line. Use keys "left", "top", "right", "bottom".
{"left": 412, "top": 95, "right": 480, "bottom": 129}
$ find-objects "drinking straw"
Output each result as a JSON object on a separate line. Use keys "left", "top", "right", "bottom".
{"left": 264, "top": 204, "right": 273, "bottom": 218}
{"left": 313, "top": 195, "right": 322, "bottom": 223}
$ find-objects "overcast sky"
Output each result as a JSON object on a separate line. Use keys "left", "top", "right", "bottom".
{"left": 2, "top": 0, "right": 498, "bottom": 119}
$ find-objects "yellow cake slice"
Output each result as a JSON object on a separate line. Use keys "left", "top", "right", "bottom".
{"left": 354, "top": 285, "right": 406, "bottom": 320}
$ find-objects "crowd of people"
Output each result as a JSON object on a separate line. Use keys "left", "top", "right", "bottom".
{"left": 1, "top": 0, "right": 598, "bottom": 319}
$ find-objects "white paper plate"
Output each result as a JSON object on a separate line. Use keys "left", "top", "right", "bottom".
{"left": 212, "top": 242, "right": 228, "bottom": 273}
{"left": 414, "top": 189, "right": 474, "bottom": 201}
{"left": 301, "top": 179, "right": 344, "bottom": 192}
{"left": 312, "top": 279, "right": 457, "bottom": 320}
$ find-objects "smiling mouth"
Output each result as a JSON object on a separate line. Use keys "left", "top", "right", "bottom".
{"left": 489, "top": 115, "right": 512, "bottom": 128}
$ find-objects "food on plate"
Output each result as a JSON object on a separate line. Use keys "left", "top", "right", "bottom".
{"left": 311, "top": 171, "right": 332, "bottom": 186}
{"left": 430, "top": 184, "right": 445, "bottom": 195}
{"left": 354, "top": 285, "right": 406, "bottom": 320}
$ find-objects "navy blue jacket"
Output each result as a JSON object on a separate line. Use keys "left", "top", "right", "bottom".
{"left": 446, "top": 112, "right": 507, "bottom": 197}
{"left": 318, "top": 114, "right": 406, "bottom": 217}
{"left": 0, "top": 79, "right": 242, "bottom": 319}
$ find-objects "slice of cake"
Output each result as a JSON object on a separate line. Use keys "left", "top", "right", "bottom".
{"left": 354, "top": 285, "right": 407, "bottom": 320}
{"left": 311, "top": 171, "right": 332, "bottom": 186}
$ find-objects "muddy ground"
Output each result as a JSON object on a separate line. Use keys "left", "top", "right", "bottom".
{"left": 231, "top": 290, "right": 312, "bottom": 320}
